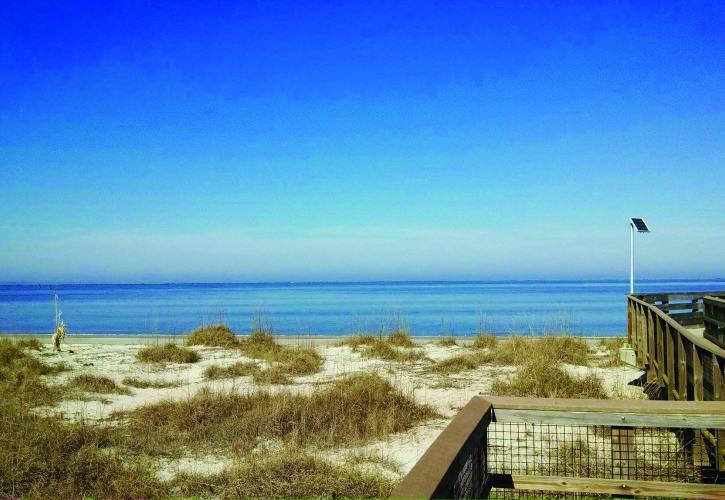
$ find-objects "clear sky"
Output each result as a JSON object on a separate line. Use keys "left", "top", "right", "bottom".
{"left": 1, "top": 1, "right": 724, "bottom": 283}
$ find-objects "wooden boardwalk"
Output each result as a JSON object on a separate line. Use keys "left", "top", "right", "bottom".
{"left": 627, "top": 291, "right": 725, "bottom": 402}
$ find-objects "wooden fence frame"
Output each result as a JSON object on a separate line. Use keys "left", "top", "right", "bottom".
{"left": 391, "top": 396, "right": 725, "bottom": 499}
{"left": 627, "top": 291, "right": 725, "bottom": 403}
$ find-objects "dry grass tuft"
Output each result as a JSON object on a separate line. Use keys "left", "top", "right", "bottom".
{"left": 360, "top": 339, "right": 427, "bottom": 363}
{"left": 71, "top": 374, "right": 131, "bottom": 395}
{"left": 203, "top": 361, "right": 292, "bottom": 385}
{"left": 489, "top": 357, "right": 607, "bottom": 399}
{"left": 428, "top": 334, "right": 591, "bottom": 375}
{"left": 387, "top": 330, "right": 415, "bottom": 347}
{"left": 121, "top": 377, "right": 182, "bottom": 389}
{"left": 436, "top": 336, "right": 458, "bottom": 347}
{"left": 123, "top": 372, "right": 437, "bottom": 454}
{"left": 171, "top": 449, "right": 394, "bottom": 499}
{"left": 471, "top": 333, "right": 497, "bottom": 350}
{"left": 336, "top": 334, "right": 379, "bottom": 349}
{"left": 238, "top": 332, "right": 323, "bottom": 376}
{"left": 186, "top": 324, "right": 238, "bottom": 347}
{"left": 426, "top": 352, "right": 490, "bottom": 375}
{"left": 204, "top": 362, "right": 259, "bottom": 380}
{"left": 136, "top": 343, "right": 199, "bottom": 364}
{"left": 0, "top": 339, "right": 162, "bottom": 498}
{"left": 14, "top": 338, "right": 44, "bottom": 351}
{"left": 0, "top": 404, "right": 161, "bottom": 498}
{"left": 0, "top": 338, "right": 65, "bottom": 405}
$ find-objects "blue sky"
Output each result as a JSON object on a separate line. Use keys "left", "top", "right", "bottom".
{"left": 1, "top": 1, "right": 724, "bottom": 282}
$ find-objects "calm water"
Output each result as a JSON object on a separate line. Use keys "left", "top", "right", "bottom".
{"left": 0, "top": 280, "right": 722, "bottom": 336}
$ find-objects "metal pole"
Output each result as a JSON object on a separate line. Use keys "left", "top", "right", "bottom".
{"left": 629, "top": 224, "right": 634, "bottom": 294}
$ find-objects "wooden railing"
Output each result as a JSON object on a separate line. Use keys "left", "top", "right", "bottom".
{"left": 705, "top": 296, "right": 725, "bottom": 349}
{"left": 627, "top": 291, "right": 725, "bottom": 402}
{"left": 392, "top": 397, "right": 725, "bottom": 499}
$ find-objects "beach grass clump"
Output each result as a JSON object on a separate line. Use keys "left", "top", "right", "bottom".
{"left": 428, "top": 334, "right": 591, "bottom": 374}
{"left": 204, "top": 362, "right": 259, "bottom": 380}
{"left": 71, "top": 374, "right": 131, "bottom": 395}
{"left": 171, "top": 449, "right": 394, "bottom": 499}
{"left": 121, "top": 377, "right": 182, "bottom": 389}
{"left": 252, "top": 366, "right": 293, "bottom": 385}
{"left": 360, "top": 339, "right": 427, "bottom": 363}
{"left": 0, "top": 338, "right": 65, "bottom": 405}
{"left": 426, "top": 351, "right": 491, "bottom": 375}
{"left": 471, "top": 333, "right": 497, "bottom": 350}
{"left": 14, "top": 338, "right": 44, "bottom": 351}
{"left": 238, "top": 332, "right": 323, "bottom": 376}
{"left": 0, "top": 402, "right": 161, "bottom": 499}
{"left": 489, "top": 357, "right": 607, "bottom": 399}
{"left": 136, "top": 343, "right": 199, "bottom": 364}
{"left": 0, "top": 339, "right": 161, "bottom": 498}
{"left": 436, "top": 336, "right": 458, "bottom": 347}
{"left": 336, "top": 334, "right": 378, "bottom": 349}
{"left": 123, "top": 372, "right": 437, "bottom": 453}
{"left": 482, "top": 335, "right": 590, "bottom": 366}
{"left": 387, "top": 330, "right": 415, "bottom": 348}
{"left": 186, "top": 324, "right": 238, "bottom": 348}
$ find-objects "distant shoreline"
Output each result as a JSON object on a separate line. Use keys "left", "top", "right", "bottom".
{"left": 1, "top": 332, "right": 626, "bottom": 346}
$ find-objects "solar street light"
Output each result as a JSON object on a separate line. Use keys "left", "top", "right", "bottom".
{"left": 629, "top": 218, "right": 650, "bottom": 294}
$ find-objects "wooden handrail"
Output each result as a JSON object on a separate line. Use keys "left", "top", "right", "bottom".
{"left": 628, "top": 294, "right": 725, "bottom": 356}
{"left": 390, "top": 396, "right": 492, "bottom": 499}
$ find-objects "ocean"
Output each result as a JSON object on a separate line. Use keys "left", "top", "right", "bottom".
{"left": 0, "top": 280, "right": 722, "bottom": 336}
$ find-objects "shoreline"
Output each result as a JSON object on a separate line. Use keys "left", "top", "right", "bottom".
{"left": 1, "top": 332, "right": 626, "bottom": 346}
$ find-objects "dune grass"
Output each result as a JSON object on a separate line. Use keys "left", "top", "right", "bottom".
{"left": 436, "top": 336, "right": 458, "bottom": 347}
{"left": 204, "top": 361, "right": 259, "bottom": 380}
{"left": 0, "top": 405, "right": 162, "bottom": 499}
{"left": 489, "top": 357, "right": 607, "bottom": 399}
{"left": 338, "top": 332, "right": 426, "bottom": 363}
{"left": 387, "top": 330, "right": 415, "bottom": 347}
{"left": 238, "top": 331, "right": 323, "bottom": 376}
{"left": 71, "top": 374, "right": 131, "bottom": 395}
{"left": 121, "top": 377, "right": 182, "bottom": 389}
{"left": 171, "top": 449, "right": 394, "bottom": 499}
{"left": 360, "top": 339, "right": 427, "bottom": 363}
{"left": 123, "top": 372, "right": 437, "bottom": 454}
{"left": 471, "top": 333, "right": 497, "bottom": 350}
{"left": 0, "top": 338, "right": 65, "bottom": 405}
{"left": 136, "top": 343, "right": 199, "bottom": 364}
{"left": 426, "top": 351, "right": 490, "bottom": 375}
{"left": 14, "top": 338, "right": 44, "bottom": 351}
{"left": 0, "top": 339, "right": 162, "bottom": 498}
{"left": 428, "top": 334, "right": 591, "bottom": 374}
{"left": 186, "top": 324, "right": 238, "bottom": 347}
{"left": 203, "top": 361, "right": 293, "bottom": 385}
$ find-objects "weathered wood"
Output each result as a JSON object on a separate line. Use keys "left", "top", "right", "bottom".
{"left": 693, "top": 346, "right": 704, "bottom": 401}
{"left": 490, "top": 474, "right": 725, "bottom": 499}
{"left": 491, "top": 408, "right": 725, "bottom": 428}
{"left": 629, "top": 294, "right": 725, "bottom": 355}
{"left": 666, "top": 324, "right": 676, "bottom": 400}
{"left": 484, "top": 396, "right": 725, "bottom": 414}
{"left": 390, "top": 397, "right": 492, "bottom": 499}
{"left": 678, "top": 335, "right": 688, "bottom": 401}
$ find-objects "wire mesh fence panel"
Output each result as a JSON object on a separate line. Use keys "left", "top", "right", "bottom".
{"left": 486, "top": 421, "right": 710, "bottom": 483}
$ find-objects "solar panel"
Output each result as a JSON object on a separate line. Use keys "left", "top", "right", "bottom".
{"left": 630, "top": 218, "right": 650, "bottom": 232}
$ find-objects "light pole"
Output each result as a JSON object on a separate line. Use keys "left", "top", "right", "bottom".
{"left": 629, "top": 218, "right": 650, "bottom": 294}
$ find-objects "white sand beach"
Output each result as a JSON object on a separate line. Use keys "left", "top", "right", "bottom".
{"left": 24, "top": 334, "right": 645, "bottom": 481}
